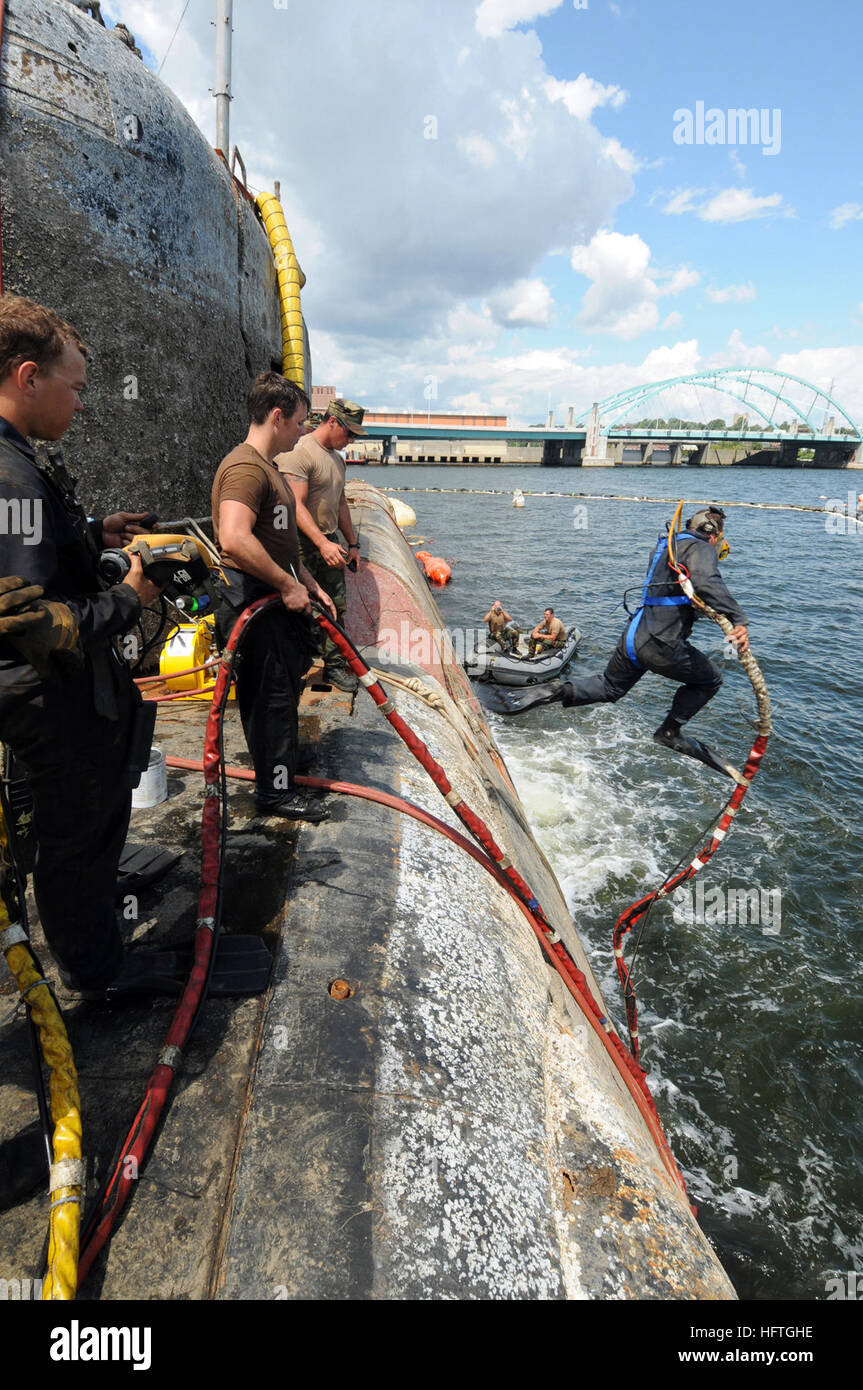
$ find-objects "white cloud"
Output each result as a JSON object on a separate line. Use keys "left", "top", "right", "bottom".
{"left": 458, "top": 133, "right": 498, "bottom": 168}
{"left": 661, "top": 186, "right": 792, "bottom": 222}
{"left": 569, "top": 231, "right": 698, "bottom": 339}
{"left": 571, "top": 230, "right": 656, "bottom": 338}
{"left": 445, "top": 304, "right": 502, "bottom": 357}
{"left": 713, "top": 329, "right": 771, "bottom": 367}
{"left": 487, "top": 278, "right": 554, "bottom": 326}
{"left": 773, "top": 346, "right": 863, "bottom": 425}
{"left": 662, "top": 187, "right": 706, "bottom": 215}
{"left": 730, "top": 150, "right": 746, "bottom": 179}
{"left": 639, "top": 340, "right": 701, "bottom": 379}
{"left": 699, "top": 187, "right": 792, "bottom": 223}
{"left": 544, "top": 73, "right": 628, "bottom": 121}
{"left": 663, "top": 267, "right": 700, "bottom": 295}
{"left": 661, "top": 311, "right": 683, "bottom": 330}
{"left": 706, "top": 283, "right": 757, "bottom": 303}
{"left": 602, "top": 136, "right": 641, "bottom": 174}
{"left": 829, "top": 202, "right": 863, "bottom": 230}
{"left": 475, "top": 0, "right": 564, "bottom": 38}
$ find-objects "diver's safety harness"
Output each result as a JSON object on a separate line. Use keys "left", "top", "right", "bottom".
{"left": 611, "top": 502, "right": 772, "bottom": 1063}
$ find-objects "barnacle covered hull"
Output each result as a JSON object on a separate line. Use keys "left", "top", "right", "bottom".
{"left": 215, "top": 484, "right": 736, "bottom": 1299}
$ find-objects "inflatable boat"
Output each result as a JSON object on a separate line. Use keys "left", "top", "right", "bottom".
{"left": 465, "top": 626, "right": 581, "bottom": 686}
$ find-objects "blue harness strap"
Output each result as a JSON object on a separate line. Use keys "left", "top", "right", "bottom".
{"left": 624, "top": 534, "right": 693, "bottom": 667}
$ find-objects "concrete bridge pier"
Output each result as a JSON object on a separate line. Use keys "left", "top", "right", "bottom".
{"left": 581, "top": 403, "right": 610, "bottom": 466}
{"left": 780, "top": 441, "right": 801, "bottom": 466}
{"left": 542, "top": 438, "right": 583, "bottom": 466}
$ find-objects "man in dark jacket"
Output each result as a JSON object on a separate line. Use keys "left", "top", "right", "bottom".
{"left": 504, "top": 507, "right": 748, "bottom": 763}
{"left": 0, "top": 294, "right": 160, "bottom": 993}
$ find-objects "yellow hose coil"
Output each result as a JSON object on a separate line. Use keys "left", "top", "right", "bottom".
{"left": 0, "top": 807, "right": 82, "bottom": 1300}
{"left": 255, "top": 192, "right": 306, "bottom": 390}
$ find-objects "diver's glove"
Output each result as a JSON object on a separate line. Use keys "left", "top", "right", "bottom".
{"left": 0, "top": 576, "right": 49, "bottom": 636}
{"left": 8, "top": 598, "right": 82, "bottom": 678}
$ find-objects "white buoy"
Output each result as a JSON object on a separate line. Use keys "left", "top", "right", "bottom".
{"left": 513, "top": 489, "right": 525, "bottom": 508}
{"left": 390, "top": 497, "right": 417, "bottom": 529}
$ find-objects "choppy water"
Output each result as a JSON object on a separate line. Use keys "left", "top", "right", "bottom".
{"left": 359, "top": 463, "right": 863, "bottom": 1301}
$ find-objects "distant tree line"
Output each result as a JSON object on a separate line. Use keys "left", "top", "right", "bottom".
{"left": 625, "top": 415, "right": 858, "bottom": 435}
{"left": 628, "top": 415, "right": 798, "bottom": 433}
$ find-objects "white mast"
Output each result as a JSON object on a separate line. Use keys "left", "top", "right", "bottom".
{"left": 214, "top": 0, "right": 233, "bottom": 155}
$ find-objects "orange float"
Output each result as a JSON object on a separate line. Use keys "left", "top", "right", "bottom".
{"left": 415, "top": 551, "right": 452, "bottom": 586}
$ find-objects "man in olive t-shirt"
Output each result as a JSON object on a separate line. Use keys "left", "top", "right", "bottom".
{"left": 528, "top": 608, "right": 566, "bottom": 658}
{"left": 277, "top": 398, "right": 365, "bottom": 691}
{"left": 212, "top": 372, "right": 336, "bottom": 823}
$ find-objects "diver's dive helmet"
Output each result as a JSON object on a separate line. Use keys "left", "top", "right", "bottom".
{"left": 686, "top": 505, "right": 730, "bottom": 559}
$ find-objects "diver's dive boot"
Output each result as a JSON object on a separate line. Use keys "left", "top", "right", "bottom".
{"left": 653, "top": 715, "right": 745, "bottom": 783}
{"left": 483, "top": 678, "right": 571, "bottom": 716}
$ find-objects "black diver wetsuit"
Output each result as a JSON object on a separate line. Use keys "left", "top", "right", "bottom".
{"left": 0, "top": 420, "right": 145, "bottom": 990}
{"left": 562, "top": 529, "right": 747, "bottom": 724}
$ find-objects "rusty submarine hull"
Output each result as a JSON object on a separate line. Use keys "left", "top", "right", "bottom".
{"left": 0, "top": 0, "right": 310, "bottom": 516}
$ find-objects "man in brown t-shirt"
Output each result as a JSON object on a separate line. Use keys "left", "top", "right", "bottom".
{"left": 277, "top": 398, "right": 364, "bottom": 691}
{"left": 212, "top": 372, "right": 336, "bottom": 823}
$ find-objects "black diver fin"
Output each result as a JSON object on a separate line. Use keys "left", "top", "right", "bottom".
{"left": 114, "top": 843, "right": 182, "bottom": 902}
{"left": 81, "top": 936, "right": 272, "bottom": 1001}
{"left": 653, "top": 726, "right": 747, "bottom": 785}
{"left": 478, "top": 679, "right": 567, "bottom": 717}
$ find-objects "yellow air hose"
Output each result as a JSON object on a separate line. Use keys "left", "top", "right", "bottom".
{"left": 255, "top": 191, "right": 306, "bottom": 389}
{"left": 0, "top": 803, "right": 82, "bottom": 1300}
{"left": 667, "top": 498, "right": 684, "bottom": 568}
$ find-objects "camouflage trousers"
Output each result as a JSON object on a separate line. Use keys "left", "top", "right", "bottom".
{"left": 300, "top": 534, "right": 348, "bottom": 669}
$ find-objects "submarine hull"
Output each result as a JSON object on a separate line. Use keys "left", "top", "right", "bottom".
{"left": 215, "top": 485, "right": 736, "bottom": 1299}
{"left": 0, "top": 0, "right": 310, "bottom": 516}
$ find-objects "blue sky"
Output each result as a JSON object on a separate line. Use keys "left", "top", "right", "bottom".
{"left": 105, "top": 0, "right": 863, "bottom": 425}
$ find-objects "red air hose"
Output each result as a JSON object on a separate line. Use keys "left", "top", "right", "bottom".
{"left": 80, "top": 594, "right": 689, "bottom": 1279}
{"left": 135, "top": 659, "right": 218, "bottom": 686}
{"left": 312, "top": 606, "right": 687, "bottom": 1195}
{"left": 77, "top": 595, "right": 274, "bottom": 1282}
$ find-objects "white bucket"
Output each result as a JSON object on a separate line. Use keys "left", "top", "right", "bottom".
{"left": 132, "top": 746, "right": 167, "bottom": 809}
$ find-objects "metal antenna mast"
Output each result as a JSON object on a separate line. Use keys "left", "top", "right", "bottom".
{"left": 214, "top": 0, "right": 233, "bottom": 155}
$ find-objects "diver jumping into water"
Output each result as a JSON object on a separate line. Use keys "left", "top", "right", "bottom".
{"left": 497, "top": 507, "right": 749, "bottom": 778}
